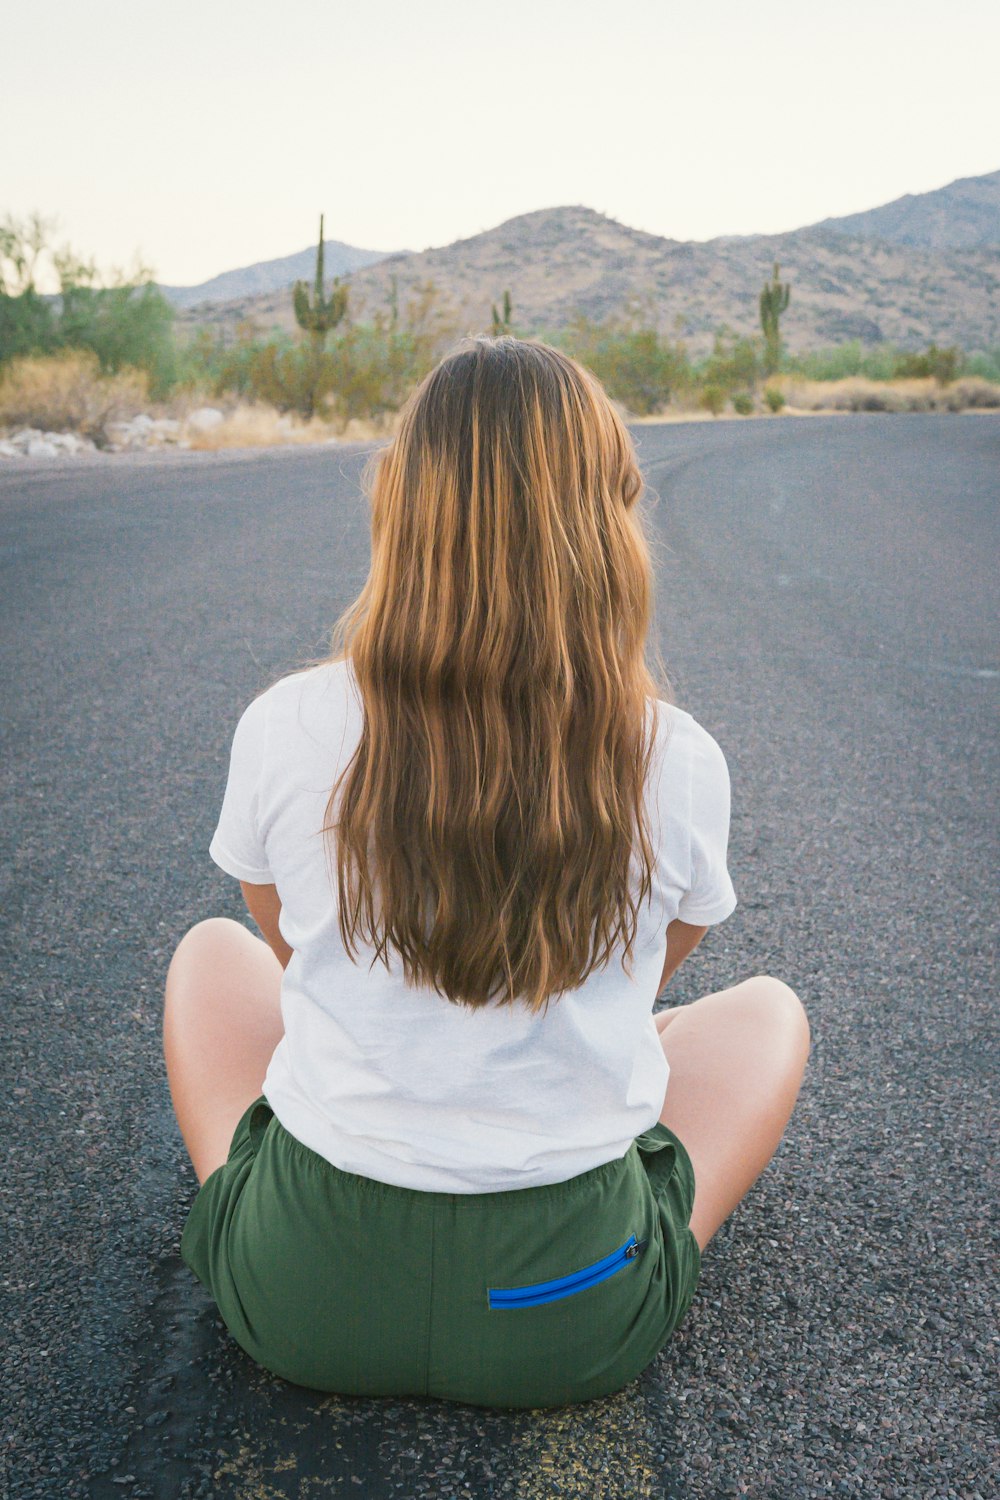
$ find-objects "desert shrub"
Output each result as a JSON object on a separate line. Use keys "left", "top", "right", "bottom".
{"left": 935, "top": 377, "right": 1000, "bottom": 410}
{"left": 208, "top": 328, "right": 432, "bottom": 422}
{"left": 0, "top": 349, "right": 148, "bottom": 442}
{"left": 893, "top": 343, "right": 962, "bottom": 384}
{"left": 559, "top": 315, "right": 692, "bottom": 414}
{"left": 764, "top": 386, "right": 785, "bottom": 413}
{"left": 776, "top": 377, "right": 950, "bottom": 413}
{"left": 215, "top": 338, "right": 318, "bottom": 414}
{"left": 964, "top": 348, "right": 1000, "bottom": 382}
{"left": 205, "top": 285, "right": 457, "bottom": 422}
{"left": 699, "top": 329, "right": 762, "bottom": 394}
{"left": 786, "top": 342, "right": 898, "bottom": 382}
{"left": 732, "top": 391, "right": 754, "bottom": 415}
{"left": 323, "top": 325, "right": 439, "bottom": 423}
{"left": 699, "top": 385, "right": 726, "bottom": 415}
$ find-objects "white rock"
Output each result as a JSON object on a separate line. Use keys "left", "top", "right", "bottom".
{"left": 150, "top": 418, "right": 181, "bottom": 437}
{"left": 129, "top": 413, "right": 155, "bottom": 433}
{"left": 0, "top": 440, "right": 18, "bottom": 458}
{"left": 187, "top": 406, "right": 224, "bottom": 433}
{"left": 105, "top": 420, "right": 151, "bottom": 448}
{"left": 27, "top": 439, "right": 59, "bottom": 459}
{"left": 11, "top": 427, "right": 42, "bottom": 445}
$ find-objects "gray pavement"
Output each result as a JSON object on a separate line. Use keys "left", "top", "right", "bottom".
{"left": 2, "top": 414, "right": 997, "bottom": 1499}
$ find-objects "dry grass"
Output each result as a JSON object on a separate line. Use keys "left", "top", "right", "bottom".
{"left": 183, "top": 404, "right": 334, "bottom": 450}
{"left": 0, "top": 351, "right": 148, "bottom": 444}
{"left": 180, "top": 403, "right": 405, "bottom": 449}
{"left": 772, "top": 374, "right": 1000, "bottom": 413}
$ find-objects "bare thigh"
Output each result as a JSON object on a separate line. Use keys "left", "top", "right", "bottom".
{"left": 655, "top": 976, "right": 811, "bottom": 1252}
{"left": 162, "top": 917, "right": 285, "bottom": 1185}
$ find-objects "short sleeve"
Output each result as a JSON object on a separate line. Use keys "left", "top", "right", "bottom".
{"left": 675, "top": 724, "right": 738, "bottom": 925}
{"left": 208, "top": 692, "right": 273, "bottom": 883}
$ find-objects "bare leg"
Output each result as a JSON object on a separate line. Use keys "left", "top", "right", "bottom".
{"left": 655, "top": 976, "right": 810, "bottom": 1251}
{"left": 163, "top": 917, "right": 285, "bottom": 1185}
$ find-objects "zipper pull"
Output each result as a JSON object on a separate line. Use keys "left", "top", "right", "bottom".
{"left": 624, "top": 1238, "right": 648, "bottom": 1260}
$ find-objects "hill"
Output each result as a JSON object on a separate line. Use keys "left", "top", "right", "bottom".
{"left": 174, "top": 173, "right": 1000, "bottom": 356}
{"left": 811, "top": 169, "right": 1000, "bottom": 249}
{"left": 159, "top": 236, "right": 407, "bottom": 310}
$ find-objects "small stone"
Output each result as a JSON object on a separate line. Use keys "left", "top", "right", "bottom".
{"left": 187, "top": 406, "right": 224, "bottom": 432}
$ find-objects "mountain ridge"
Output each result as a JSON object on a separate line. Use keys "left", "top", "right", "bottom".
{"left": 159, "top": 236, "right": 410, "bottom": 310}
{"left": 167, "top": 172, "right": 1000, "bottom": 354}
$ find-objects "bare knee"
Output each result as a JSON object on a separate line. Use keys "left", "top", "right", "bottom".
{"left": 165, "top": 917, "right": 249, "bottom": 1000}
{"left": 169, "top": 916, "right": 245, "bottom": 965}
{"left": 735, "top": 974, "right": 811, "bottom": 1056}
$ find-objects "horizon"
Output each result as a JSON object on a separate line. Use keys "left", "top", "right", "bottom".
{"left": 156, "top": 169, "right": 996, "bottom": 291}
{"left": 6, "top": 0, "right": 999, "bottom": 287}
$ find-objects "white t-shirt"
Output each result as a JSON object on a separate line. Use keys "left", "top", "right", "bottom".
{"left": 209, "top": 658, "right": 737, "bottom": 1192}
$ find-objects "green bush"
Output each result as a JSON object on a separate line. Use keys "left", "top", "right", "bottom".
{"left": 203, "top": 321, "right": 445, "bottom": 422}
{"left": 698, "top": 328, "right": 762, "bottom": 395}
{"left": 964, "top": 347, "right": 1000, "bottom": 383}
{"left": 764, "top": 386, "right": 785, "bottom": 413}
{"left": 558, "top": 315, "right": 692, "bottom": 415}
{"left": 892, "top": 343, "right": 961, "bottom": 384}
{"left": 732, "top": 391, "right": 754, "bottom": 415}
{"left": 58, "top": 278, "right": 177, "bottom": 397}
{"left": 0, "top": 287, "right": 57, "bottom": 361}
{"left": 699, "top": 385, "right": 726, "bottom": 416}
{"left": 786, "top": 341, "right": 897, "bottom": 381}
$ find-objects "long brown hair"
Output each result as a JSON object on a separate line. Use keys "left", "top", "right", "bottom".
{"left": 322, "top": 335, "right": 672, "bottom": 1013}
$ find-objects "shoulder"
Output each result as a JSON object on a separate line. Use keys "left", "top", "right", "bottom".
{"left": 650, "top": 697, "right": 716, "bottom": 752}
{"left": 246, "top": 658, "right": 353, "bottom": 715}
{"left": 651, "top": 699, "right": 732, "bottom": 784}
{"left": 227, "top": 659, "right": 352, "bottom": 741}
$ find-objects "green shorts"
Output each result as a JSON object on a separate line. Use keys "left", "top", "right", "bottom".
{"left": 180, "top": 1095, "right": 702, "bottom": 1409}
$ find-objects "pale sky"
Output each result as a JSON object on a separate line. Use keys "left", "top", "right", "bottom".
{"left": 7, "top": 0, "right": 999, "bottom": 289}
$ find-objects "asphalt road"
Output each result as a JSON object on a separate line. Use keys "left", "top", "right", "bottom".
{"left": 2, "top": 414, "right": 997, "bottom": 1499}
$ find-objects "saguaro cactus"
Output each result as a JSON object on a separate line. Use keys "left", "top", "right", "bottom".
{"left": 759, "top": 262, "right": 790, "bottom": 377}
{"left": 293, "top": 214, "right": 349, "bottom": 350}
{"left": 491, "top": 289, "right": 513, "bottom": 336}
{"left": 292, "top": 214, "right": 349, "bottom": 417}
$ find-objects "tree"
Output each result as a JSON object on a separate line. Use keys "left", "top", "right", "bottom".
{"left": 55, "top": 250, "right": 176, "bottom": 395}
{"left": 0, "top": 212, "right": 175, "bottom": 390}
{"left": 292, "top": 213, "right": 349, "bottom": 417}
{"left": 759, "top": 262, "right": 791, "bottom": 377}
{"left": 0, "top": 212, "right": 58, "bottom": 361}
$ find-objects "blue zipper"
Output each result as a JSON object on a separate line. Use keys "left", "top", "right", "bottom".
{"left": 488, "top": 1234, "right": 647, "bottom": 1309}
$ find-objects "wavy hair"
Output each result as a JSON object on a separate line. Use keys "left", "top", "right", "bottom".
{"left": 321, "top": 335, "right": 672, "bottom": 1013}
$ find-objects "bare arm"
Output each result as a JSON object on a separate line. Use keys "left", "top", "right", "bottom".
{"left": 656, "top": 918, "right": 709, "bottom": 999}
{"left": 240, "top": 881, "right": 294, "bottom": 970}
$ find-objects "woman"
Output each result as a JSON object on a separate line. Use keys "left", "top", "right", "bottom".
{"left": 163, "top": 335, "right": 810, "bottom": 1409}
